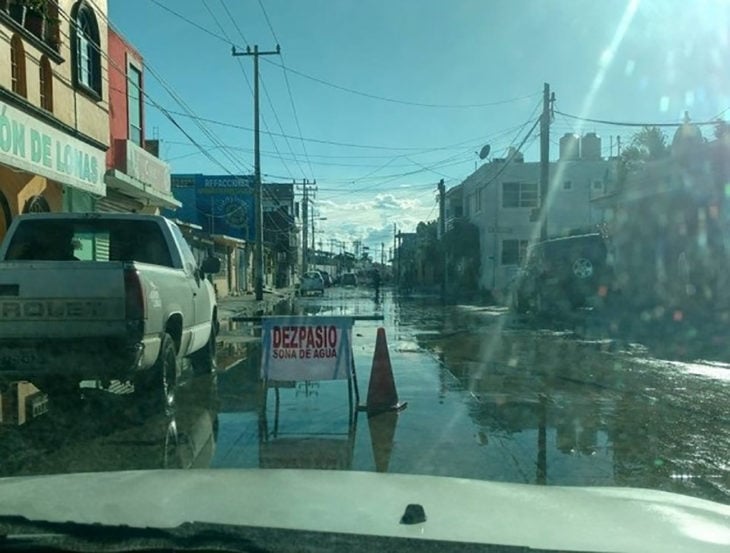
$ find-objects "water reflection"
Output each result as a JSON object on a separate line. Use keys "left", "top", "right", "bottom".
{"left": 0, "top": 374, "right": 220, "bottom": 476}
{"left": 213, "top": 334, "right": 402, "bottom": 474}
{"left": 419, "top": 322, "right": 730, "bottom": 503}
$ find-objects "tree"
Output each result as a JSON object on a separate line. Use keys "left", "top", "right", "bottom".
{"left": 714, "top": 119, "right": 730, "bottom": 141}
{"left": 618, "top": 126, "right": 670, "bottom": 187}
{"left": 443, "top": 220, "right": 480, "bottom": 294}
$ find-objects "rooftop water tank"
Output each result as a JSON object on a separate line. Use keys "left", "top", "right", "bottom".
{"left": 581, "top": 132, "right": 601, "bottom": 160}
{"left": 559, "top": 133, "right": 580, "bottom": 160}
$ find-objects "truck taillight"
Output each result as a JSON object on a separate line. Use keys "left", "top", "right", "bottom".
{"left": 124, "top": 268, "right": 145, "bottom": 320}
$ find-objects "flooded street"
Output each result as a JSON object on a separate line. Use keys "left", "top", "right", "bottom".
{"left": 213, "top": 288, "right": 730, "bottom": 505}
{"left": 1, "top": 287, "right": 728, "bottom": 506}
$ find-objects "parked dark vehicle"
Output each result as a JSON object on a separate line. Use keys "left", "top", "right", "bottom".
{"left": 341, "top": 272, "right": 358, "bottom": 287}
{"left": 512, "top": 233, "right": 613, "bottom": 314}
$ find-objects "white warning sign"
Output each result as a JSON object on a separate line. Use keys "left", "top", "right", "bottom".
{"left": 261, "top": 316, "right": 354, "bottom": 381}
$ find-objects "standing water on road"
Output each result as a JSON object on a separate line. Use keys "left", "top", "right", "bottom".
{"left": 213, "top": 288, "right": 730, "bottom": 505}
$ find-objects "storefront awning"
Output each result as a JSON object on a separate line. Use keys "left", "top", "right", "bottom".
{"left": 211, "top": 234, "right": 248, "bottom": 247}
{"left": 105, "top": 169, "right": 182, "bottom": 210}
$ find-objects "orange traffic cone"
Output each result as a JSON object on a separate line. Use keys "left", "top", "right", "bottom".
{"left": 366, "top": 327, "right": 407, "bottom": 416}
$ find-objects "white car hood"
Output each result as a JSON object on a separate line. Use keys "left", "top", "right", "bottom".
{"left": 0, "top": 469, "right": 727, "bottom": 552}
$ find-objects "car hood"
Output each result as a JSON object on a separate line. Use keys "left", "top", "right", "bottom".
{"left": 0, "top": 469, "right": 727, "bottom": 552}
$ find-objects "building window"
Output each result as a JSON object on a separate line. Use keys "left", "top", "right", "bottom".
{"left": 4, "top": 1, "right": 59, "bottom": 49}
{"left": 39, "top": 55, "right": 53, "bottom": 111}
{"left": 563, "top": 180, "right": 572, "bottom": 190}
{"left": 501, "top": 239, "right": 529, "bottom": 265}
{"left": 71, "top": 1, "right": 102, "bottom": 97}
{"left": 592, "top": 180, "right": 604, "bottom": 191}
{"left": 10, "top": 34, "right": 27, "bottom": 97}
{"left": 502, "top": 182, "right": 538, "bottom": 208}
{"left": 127, "top": 64, "right": 143, "bottom": 145}
{"left": 7, "top": 1, "right": 25, "bottom": 25}
{"left": 475, "top": 188, "right": 483, "bottom": 213}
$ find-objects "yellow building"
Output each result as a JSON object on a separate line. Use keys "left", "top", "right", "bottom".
{"left": 0, "top": 0, "right": 109, "bottom": 242}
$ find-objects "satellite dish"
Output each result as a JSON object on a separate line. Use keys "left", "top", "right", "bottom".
{"left": 478, "top": 144, "right": 491, "bottom": 160}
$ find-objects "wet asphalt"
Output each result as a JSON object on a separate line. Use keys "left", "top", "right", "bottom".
{"left": 1, "top": 286, "right": 728, "bottom": 505}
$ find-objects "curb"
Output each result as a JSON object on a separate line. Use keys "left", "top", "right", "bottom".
{"left": 217, "top": 289, "right": 295, "bottom": 327}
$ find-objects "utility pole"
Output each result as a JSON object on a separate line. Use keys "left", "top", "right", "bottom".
{"left": 232, "top": 44, "right": 280, "bottom": 300}
{"left": 539, "top": 82, "right": 554, "bottom": 242}
{"left": 302, "top": 182, "right": 309, "bottom": 272}
{"left": 438, "top": 179, "right": 446, "bottom": 300}
{"left": 393, "top": 223, "right": 397, "bottom": 283}
{"left": 297, "top": 179, "right": 316, "bottom": 274}
{"left": 381, "top": 242, "right": 385, "bottom": 266}
{"left": 396, "top": 231, "right": 402, "bottom": 288}
{"left": 311, "top": 213, "right": 316, "bottom": 251}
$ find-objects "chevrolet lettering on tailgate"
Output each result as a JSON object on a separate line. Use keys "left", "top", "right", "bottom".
{"left": 0, "top": 299, "right": 124, "bottom": 320}
{"left": 0, "top": 213, "right": 220, "bottom": 386}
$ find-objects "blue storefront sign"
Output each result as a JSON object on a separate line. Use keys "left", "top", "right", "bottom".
{"left": 168, "top": 174, "right": 255, "bottom": 240}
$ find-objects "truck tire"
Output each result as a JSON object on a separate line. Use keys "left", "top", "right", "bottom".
{"left": 191, "top": 325, "right": 217, "bottom": 375}
{"left": 135, "top": 333, "right": 177, "bottom": 414}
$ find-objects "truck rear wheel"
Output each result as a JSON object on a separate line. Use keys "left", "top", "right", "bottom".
{"left": 135, "top": 333, "right": 177, "bottom": 414}
{"left": 191, "top": 325, "right": 217, "bottom": 375}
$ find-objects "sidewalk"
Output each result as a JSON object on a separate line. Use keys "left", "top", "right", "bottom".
{"left": 217, "top": 287, "right": 295, "bottom": 325}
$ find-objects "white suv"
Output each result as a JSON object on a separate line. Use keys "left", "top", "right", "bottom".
{"left": 300, "top": 271, "right": 325, "bottom": 296}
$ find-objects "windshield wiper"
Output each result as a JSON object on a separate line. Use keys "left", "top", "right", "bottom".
{"left": 0, "top": 515, "right": 271, "bottom": 553}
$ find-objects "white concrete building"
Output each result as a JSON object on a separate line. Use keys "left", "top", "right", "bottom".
{"left": 449, "top": 134, "right": 619, "bottom": 297}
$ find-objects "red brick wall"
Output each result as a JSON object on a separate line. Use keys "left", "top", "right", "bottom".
{"left": 106, "top": 29, "right": 144, "bottom": 170}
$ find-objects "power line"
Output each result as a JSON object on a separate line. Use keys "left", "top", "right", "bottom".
{"left": 258, "top": 72, "right": 305, "bottom": 178}
{"left": 160, "top": 139, "right": 483, "bottom": 160}
{"left": 71, "top": 1, "right": 296, "bottom": 238}
{"left": 147, "top": 0, "right": 231, "bottom": 46}
{"left": 146, "top": 0, "right": 537, "bottom": 111}
{"left": 555, "top": 109, "right": 724, "bottom": 128}
{"left": 217, "top": 0, "right": 251, "bottom": 46}
{"left": 478, "top": 117, "right": 541, "bottom": 191}
{"left": 202, "top": 0, "right": 302, "bottom": 179}
{"left": 162, "top": 140, "right": 473, "bottom": 167}
{"left": 317, "top": 121, "right": 538, "bottom": 188}
{"left": 151, "top": 107, "right": 530, "bottom": 152}
{"left": 256, "top": 0, "right": 315, "bottom": 179}
{"left": 256, "top": 0, "right": 280, "bottom": 44}
{"left": 262, "top": 58, "right": 540, "bottom": 109}
{"left": 57, "top": 3, "right": 246, "bottom": 178}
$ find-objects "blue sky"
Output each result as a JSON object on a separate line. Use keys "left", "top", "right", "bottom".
{"left": 108, "top": 0, "right": 730, "bottom": 253}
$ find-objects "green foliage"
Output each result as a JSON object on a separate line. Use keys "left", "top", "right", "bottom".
{"left": 16, "top": 0, "right": 49, "bottom": 13}
{"left": 443, "top": 219, "right": 481, "bottom": 293}
{"left": 714, "top": 119, "right": 730, "bottom": 140}
{"left": 618, "top": 126, "right": 670, "bottom": 187}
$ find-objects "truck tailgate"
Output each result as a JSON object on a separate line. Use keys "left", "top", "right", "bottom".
{"left": 0, "top": 261, "right": 129, "bottom": 339}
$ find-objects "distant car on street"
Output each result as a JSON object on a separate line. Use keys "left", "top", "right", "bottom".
{"left": 511, "top": 233, "right": 613, "bottom": 314}
{"left": 319, "top": 270, "right": 333, "bottom": 287}
{"left": 300, "top": 271, "right": 325, "bottom": 296}
{"left": 341, "top": 272, "right": 358, "bottom": 287}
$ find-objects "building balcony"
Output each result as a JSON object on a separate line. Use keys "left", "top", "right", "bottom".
{"left": 106, "top": 139, "right": 180, "bottom": 209}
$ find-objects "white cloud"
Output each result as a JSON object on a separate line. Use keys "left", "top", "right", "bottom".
{"left": 313, "top": 189, "right": 437, "bottom": 255}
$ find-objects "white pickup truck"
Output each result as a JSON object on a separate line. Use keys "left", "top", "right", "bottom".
{"left": 0, "top": 213, "right": 221, "bottom": 411}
